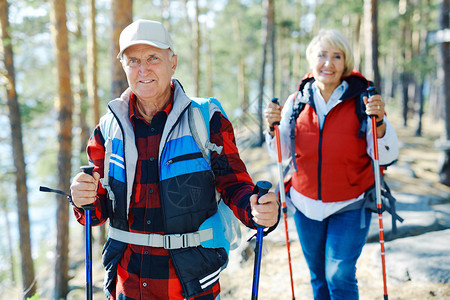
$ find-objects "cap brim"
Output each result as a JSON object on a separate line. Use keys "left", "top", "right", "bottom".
{"left": 117, "top": 40, "right": 171, "bottom": 59}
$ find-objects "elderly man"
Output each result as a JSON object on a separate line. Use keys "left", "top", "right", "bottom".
{"left": 70, "top": 19, "right": 279, "bottom": 300}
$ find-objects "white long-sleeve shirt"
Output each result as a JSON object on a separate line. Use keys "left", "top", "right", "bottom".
{"left": 266, "top": 81, "right": 399, "bottom": 221}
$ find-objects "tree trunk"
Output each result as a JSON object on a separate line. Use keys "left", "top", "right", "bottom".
{"left": 415, "top": 81, "right": 425, "bottom": 136}
{"left": 193, "top": 0, "right": 200, "bottom": 96}
{"left": 364, "top": 0, "right": 381, "bottom": 93}
{"left": 1, "top": 199, "right": 16, "bottom": 284}
{"left": 76, "top": 60, "right": 90, "bottom": 159}
{"left": 182, "top": 0, "right": 194, "bottom": 90}
{"left": 162, "top": 0, "right": 171, "bottom": 31}
{"left": 415, "top": 0, "right": 431, "bottom": 137}
{"left": 399, "top": 0, "right": 413, "bottom": 127}
{"left": 205, "top": 26, "right": 213, "bottom": 97}
{"left": 269, "top": 0, "right": 275, "bottom": 98}
{"left": 384, "top": 41, "right": 397, "bottom": 100}
{"left": 232, "top": 16, "right": 249, "bottom": 119}
{"left": 87, "top": 0, "right": 106, "bottom": 245}
{"left": 73, "top": 4, "right": 90, "bottom": 161}
{"left": 0, "top": 0, "right": 37, "bottom": 298}
{"left": 111, "top": 0, "right": 132, "bottom": 98}
{"left": 354, "top": 14, "right": 362, "bottom": 70}
{"left": 258, "top": 0, "right": 274, "bottom": 146}
{"left": 1, "top": 197, "right": 16, "bottom": 284}
{"left": 438, "top": 0, "right": 450, "bottom": 186}
{"left": 279, "top": 20, "right": 293, "bottom": 104}
{"left": 87, "top": 0, "right": 100, "bottom": 124}
{"left": 49, "top": 0, "right": 73, "bottom": 298}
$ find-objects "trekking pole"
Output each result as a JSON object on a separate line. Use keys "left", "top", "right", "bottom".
{"left": 271, "top": 97, "right": 295, "bottom": 300}
{"left": 251, "top": 180, "right": 272, "bottom": 300}
{"left": 80, "top": 165, "right": 95, "bottom": 300}
{"left": 367, "top": 86, "right": 388, "bottom": 300}
{"left": 39, "top": 165, "right": 95, "bottom": 299}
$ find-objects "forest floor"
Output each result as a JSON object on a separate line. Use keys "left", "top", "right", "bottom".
{"left": 4, "top": 110, "right": 449, "bottom": 300}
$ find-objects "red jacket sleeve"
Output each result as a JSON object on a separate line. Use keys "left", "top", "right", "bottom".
{"left": 73, "top": 125, "right": 108, "bottom": 226}
{"left": 209, "top": 112, "right": 256, "bottom": 228}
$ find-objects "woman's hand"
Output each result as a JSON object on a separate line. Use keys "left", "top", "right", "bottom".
{"left": 264, "top": 102, "right": 282, "bottom": 136}
{"left": 363, "top": 94, "right": 386, "bottom": 138}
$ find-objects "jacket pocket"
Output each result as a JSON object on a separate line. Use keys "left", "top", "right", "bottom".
{"left": 102, "top": 237, "right": 127, "bottom": 298}
{"left": 171, "top": 247, "right": 228, "bottom": 298}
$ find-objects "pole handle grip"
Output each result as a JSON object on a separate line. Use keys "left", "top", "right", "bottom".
{"left": 251, "top": 181, "right": 271, "bottom": 299}
{"left": 269, "top": 98, "right": 280, "bottom": 130}
{"left": 80, "top": 166, "right": 95, "bottom": 211}
{"left": 253, "top": 181, "right": 272, "bottom": 228}
{"left": 255, "top": 180, "right": 272, "bottom": 201}
{"left": 80, "top": 165, "right": 94, "bottom": 176}
{"left": 367, "top": 86, "right": 377, "bottom": 97}
{"left": 366, "top": 86, "right": 378, "bottom": 118}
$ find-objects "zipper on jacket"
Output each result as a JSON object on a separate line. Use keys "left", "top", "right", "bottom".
{"left": 159, "top": 104, "right": 190, "bottom": 169}
{"left": 158, "top": 103, "right": 191, "bottom": 297}
{"left": 317, "top": 108, "right": 334, "bottom": 200}
{"left": 317, "top": 107, "right": 336, "bottom": 201}
{"left": 108, "top": 106, "right": 128, "bottom": 218}
{"left": 165, "top": 152, "right": 204, "bottom": 166}
{"left": 318, "top": 127, "right": 323, "bottom": 201}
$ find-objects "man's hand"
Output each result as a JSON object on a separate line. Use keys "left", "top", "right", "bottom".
{"left": 70, "top": 171, "right": 100, "bottom": 208}
{"left": 250, "top": 192, "right": 279, "bottom": 227}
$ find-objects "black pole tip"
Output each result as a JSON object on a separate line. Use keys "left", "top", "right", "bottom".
{"left": 80, "top": 165, "right": 94, "bottom": 175}
{"left": 367, "top": 86, "right": 377, "bottom": 96}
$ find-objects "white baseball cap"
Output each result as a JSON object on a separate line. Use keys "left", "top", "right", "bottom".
{"left": 117, "top": 19, "right": 174, "bottom": 59}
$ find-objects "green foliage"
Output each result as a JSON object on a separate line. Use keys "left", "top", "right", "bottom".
{"left": 207, "top": 0, "right": 265, "bottom": 111}
{"left": 26, "top": 293, "right": 41, "bottom": 300}
{"left": 312, "top": 0, "right": 363, "bottom": 31}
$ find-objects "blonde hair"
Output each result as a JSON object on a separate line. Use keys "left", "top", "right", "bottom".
{"left": 306, "top": 29, "right": 354, "bottom": 77}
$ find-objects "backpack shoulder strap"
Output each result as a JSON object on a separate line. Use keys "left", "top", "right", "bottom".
{"left": 189, "top": 97, "right": 242, "bottom": 251}
{"left": 356, "top": 89, "right": 369, "bottom": 139}
{"left": 289, "top": 84, "right": 311, "bottom": 172}
{"left": 356, "top": 80, "right": 379, "bottom": 139}
{"left": 189, "top": 97, "right": 225, "bottom": 166}
{"left": 290, "top": 87, "right": 309, "bottom": 122}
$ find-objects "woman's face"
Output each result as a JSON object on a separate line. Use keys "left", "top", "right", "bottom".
{"left": 310, "top": 42, "right": 345, "bottom": 90}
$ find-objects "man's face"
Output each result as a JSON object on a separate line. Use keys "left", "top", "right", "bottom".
{"left": 121, "top": 44, "right": 177, "bottom": 103}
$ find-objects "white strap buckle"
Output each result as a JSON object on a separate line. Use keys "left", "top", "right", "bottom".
{"left": 164, "top": 234, "right": 184, "bottom": 249}
{"left": 163, "top": 233, "right": 201, "bottom": 249}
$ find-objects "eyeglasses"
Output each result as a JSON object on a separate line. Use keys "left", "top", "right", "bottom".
{"left": 122, "top": 56, "right": 160, "bottom": 68}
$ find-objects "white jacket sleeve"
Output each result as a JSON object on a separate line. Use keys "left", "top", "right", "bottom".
{"left": 265, "top": 94, "right": 295, "bottom": 161}
{"left": 366, "top": 116, "right": 399, "bottom": 165}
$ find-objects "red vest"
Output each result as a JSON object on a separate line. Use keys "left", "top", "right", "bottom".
{"left": 291, "top": 94, "right": 374, "bottom": 202}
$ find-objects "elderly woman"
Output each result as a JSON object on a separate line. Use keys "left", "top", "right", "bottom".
{"left": 264, "top": 29, "right": 399, "bottom": 299}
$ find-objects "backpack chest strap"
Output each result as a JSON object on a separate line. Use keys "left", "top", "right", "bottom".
{"left": 108, "top": 227, "right": 213, "bottom": 249}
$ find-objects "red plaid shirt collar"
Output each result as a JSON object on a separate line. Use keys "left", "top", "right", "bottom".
{"left": 129, "top": 85, "right": 174, "bottom": 122}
